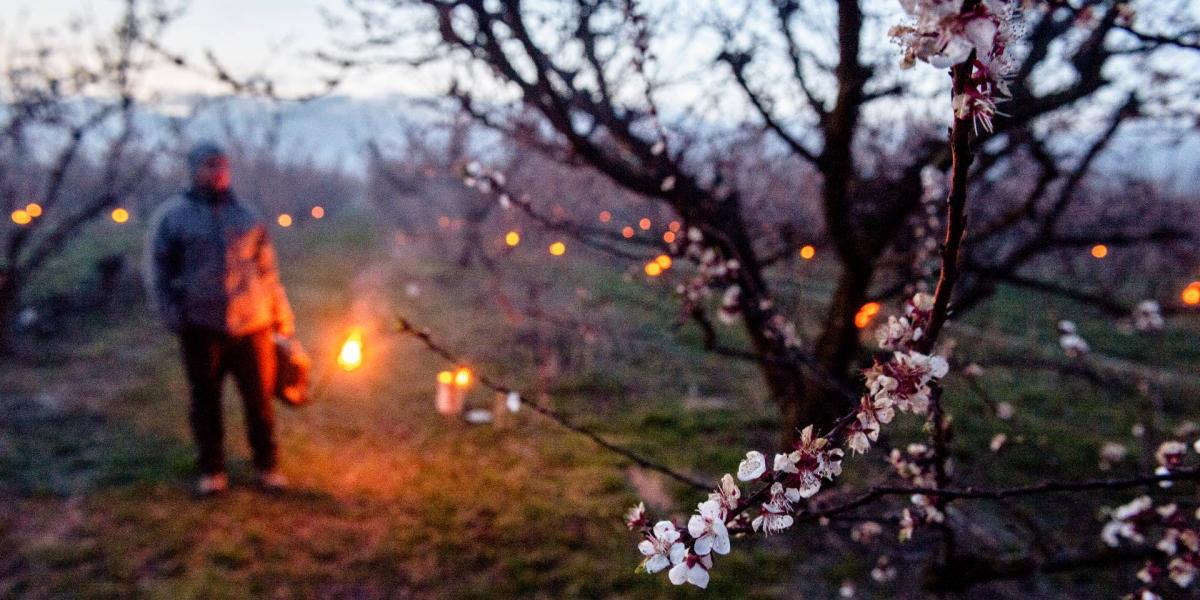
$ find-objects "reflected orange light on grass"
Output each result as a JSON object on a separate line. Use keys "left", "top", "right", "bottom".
{"left": 337, "top": 329, "right": 364, "bottom": 371}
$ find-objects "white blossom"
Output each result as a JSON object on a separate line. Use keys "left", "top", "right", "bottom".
{"left": 638, "top": 521, "right": 685, "bottom": 574}
{"left": 688, "top": 500, "right": 731, "bottom": 556}
{"left": 737, "top": 451, "right": 767, "bottom": 481}
{"left": 667, "top": 552, "right": 711, "bottom": 588}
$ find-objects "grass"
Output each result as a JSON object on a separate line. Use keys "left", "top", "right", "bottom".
{"left": 1, "top": 209, "right": 1199, "bottom": 598}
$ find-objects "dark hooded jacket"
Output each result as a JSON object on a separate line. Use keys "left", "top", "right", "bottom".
{"left": 146, "top": 188, "right": 294, "bottom": 336}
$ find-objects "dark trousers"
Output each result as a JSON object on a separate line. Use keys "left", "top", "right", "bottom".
{"left": 179, "top": 327, "right": 278, "bottom": 475}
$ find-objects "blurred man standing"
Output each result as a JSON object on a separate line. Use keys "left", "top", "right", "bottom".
{"left": 146, "top": 142, "right": 294, "bottom": 496}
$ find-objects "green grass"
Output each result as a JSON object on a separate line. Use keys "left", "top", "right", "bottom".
{"left": 2, "top": 210, "right": 1199, "bottom": 598}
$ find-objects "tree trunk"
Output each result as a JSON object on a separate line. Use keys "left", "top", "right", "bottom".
{"left": 796, "top": 266, "right": 873, "bottom": 446}
{"left": 0, "top": 272, "right": 20, "bottom": 354}
{"left": 711, "top": 197, "right": 851, "bottom": 447}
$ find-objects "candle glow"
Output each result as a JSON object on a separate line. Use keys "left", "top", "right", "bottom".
{"left": 337, "top": 329, "right": 364, "bottom": 371}
{"left": 1184, "top": 282, "right": 1200, "bottom": 306}
{"left": 854, "top": 302, "right": 881, "bottom": 329}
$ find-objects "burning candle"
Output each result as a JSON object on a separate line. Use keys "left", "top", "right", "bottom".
{"left": 337, "top": 329, "right": 364, "bottom": 371}
{"left": 435, "top": 367, "right": 470, "bottom": 416}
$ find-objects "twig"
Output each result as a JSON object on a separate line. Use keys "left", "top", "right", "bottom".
{"left": 394, "top": 316, "right": 711, "bottom": 492}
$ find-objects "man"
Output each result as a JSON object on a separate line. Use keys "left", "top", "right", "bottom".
{"left": 147, "top": 142, "right": 294, "bottom": 496}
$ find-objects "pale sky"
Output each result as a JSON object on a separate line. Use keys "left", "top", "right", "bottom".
{"left": 3, "top": 0, "right": 435, "bottom": 98}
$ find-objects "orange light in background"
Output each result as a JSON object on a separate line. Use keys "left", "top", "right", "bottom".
{"left": 654, "top": 254, "right": 672, "bottom": 270}
{"left": 599, "top": 210, "right": 612, "bottom": 223}
{"left": 337, "top": 329, "right": 364, "bottom": 371}
{"left": 505, "top": 231, "right": 520, "bottom": 246}
{"left": 437, "top": 370, "right": 454, "bottom": 384}
{"left": 311, "top": 206, "right": 325, "bottom": 219}
{"left": 111, "top": 208, "right": 130, "bottom": 224}
{"left": 800, "top": 244, "right": 816, "bottom": 260}
{"left": 549, "top": 241, "right": 566, "bottom": 256}
{"left": 638, "top": 217, "right": 651, "bottom": 230}
{"left": 669, "top": 221, "right": 681, "bottom": 232}
{"left": 1184, "top": 282, "right": 1200, "bottom": 306}
{"left": 1090, "top": 244, "right": 1108, "bottom": 259}
{"left": 437, "top": 215, "right": 450, "bottom": 228}
{"left": 25, "top": 203, "right": 42, "bottom": 217}
{"left": 453, "top": 367, "right": 472, "bottom": 387}
{"left": 644, "top": 262, "right": 663, "bottom": 277}
{"left": 622, "top": 226, "right": 635, "bottom": 238}
{"left": 11, "top": 210, "right": 31, "bottom": 225}
{"left": 663, "top": 231, "right": 676, "bottom": 244}
{"left": 854, "top": 302, "right": 882, "bottom": 329}
{"left": 277, "top": 214, "right": 293, "bottom": 228}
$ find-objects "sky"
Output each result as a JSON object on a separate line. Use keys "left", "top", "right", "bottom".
{"left": 3, "top": 0, "right": 433, "bottom": 98}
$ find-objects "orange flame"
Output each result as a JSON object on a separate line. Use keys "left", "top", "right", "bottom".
{"left": 337, "top": 329, "right": 364, "bottom": 371}
{"left": 1184, "top": 282, "right": 1200, "bottom": 306}
{"left": 453, "top": 367, "right": 472, "bottom": 387}
{"left": 854, "top": 302, "right": 881, "bottom": 329}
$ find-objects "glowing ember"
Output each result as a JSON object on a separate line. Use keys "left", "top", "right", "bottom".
{"left": 800, "top": 244, "right": 816, "bottom": 260}
{"left": 1090, "top": 244, "right": 1108, "bottom": 259}
{"left": 505, "top": 231, "right": 520, "bottom": 246}
{"left": 654, "top": 254, "right": 672, "bottom": 270}
{"left": 453, "top": 367, "right": 472, "bottom": 387}
{"left": 622, "top": 226, "right": 635, "bottom": 239}
{"left": 337, "top": 329, "right": 364, "bottom": 371}
{"left": 277, "top": 214, "right": 293, "bottom": 228}
{"left": 663, "top": 231, "right": 676, "bottom": 243}
{"left": 1184, "top": 282, "right": 1200, "bottom": 306}
{"left": 638, "top": 217, "right": 651, "bottom": 230}
{"left": 599, "top": 210, "right": 612, "bottom": 223}
{"left": 854, "top": 302, "right": 882, "bottom": 329}
{"left": 25, "top": 203, "right": 42, "bottom": 217}
{"left": 644, "top": 262, "right": 663, "bottom": 277}
{"left": 549, "top": 241, "right": 566, "bottom": 256}
{"left": 11, "top": 210, "right": 31, "bottom": 225}
{"left": 437, "top": 370, "right": 454, "bottom": 384}
{"left": 111, "top": 208, "right": 130, "bottom": 224}
{"left": 311, "top": 206, "right": 325, "bottom": 219}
